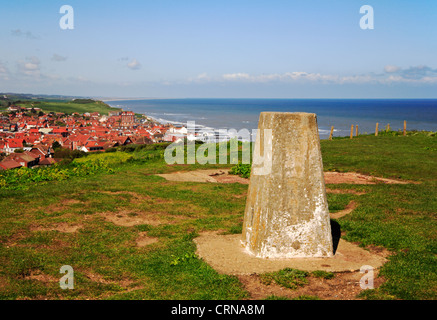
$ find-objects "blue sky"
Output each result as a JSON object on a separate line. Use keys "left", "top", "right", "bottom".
{"left": 1, "top": 0, "right": 437, "bottom": 98}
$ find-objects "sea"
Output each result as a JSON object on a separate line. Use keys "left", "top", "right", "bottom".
{"left": 106, "top": 99, "right": 437, "bottom": 140}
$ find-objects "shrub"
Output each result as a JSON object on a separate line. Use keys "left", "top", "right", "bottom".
{"left": 229, "top": 163, "right": 251, "bottom": 178}
{"left": 0, "top": 156, "right": 117, "bottom": 190}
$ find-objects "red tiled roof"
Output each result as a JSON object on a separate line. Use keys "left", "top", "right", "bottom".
{"left": 29, "top": 148, "right": 45, "bottom": 158}
{"left": 85, "top": 140, "right": 107, "bottom": 147}
{"left": 39, "top": 158, "right": 57, "bottom": 165}
{"left": 6, "top": 153, "right": 36, "bottom": 163}
{"left": 6, "top": 139, "right": 25, "bottom": 148}
{"left": 0, "top": 159, "right": 22, "bottom": 170}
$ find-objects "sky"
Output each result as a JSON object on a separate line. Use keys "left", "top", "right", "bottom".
{"left": 1, "top": 0, "right": 437, "bottom": 98}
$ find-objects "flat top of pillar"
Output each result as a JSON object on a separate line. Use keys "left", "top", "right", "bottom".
{"left": 260, "top": 112, "right": 316, "bottom": 118}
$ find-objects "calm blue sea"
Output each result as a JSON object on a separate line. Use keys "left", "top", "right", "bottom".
{"left": 106, "top": 99, "right": 437, "bottom": 140}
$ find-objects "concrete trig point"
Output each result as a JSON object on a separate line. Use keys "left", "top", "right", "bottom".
{"left": 242, "top": 112, "right": 333, "bottom": 258}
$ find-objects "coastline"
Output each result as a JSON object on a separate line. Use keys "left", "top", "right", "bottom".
{"left": 100, "top": 97, "right": 176, "bottom": 102}
{"left": 105, "top": 98, "right": 437, "bottom": 141}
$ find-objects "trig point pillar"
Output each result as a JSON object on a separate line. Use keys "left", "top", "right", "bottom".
{"left": 242, "top": 112, "right": 333, "bottom": 258}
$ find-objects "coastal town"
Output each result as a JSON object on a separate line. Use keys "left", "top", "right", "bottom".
{"left": 0, "top": 103, "right": 190, "bottom": 170}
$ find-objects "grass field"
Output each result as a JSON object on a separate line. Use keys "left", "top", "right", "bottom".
{"left": 2, "top": 99, "right": 121, "bottom": 115}
{"left": 0, "top": 132, "right": 435, "bottom": 300}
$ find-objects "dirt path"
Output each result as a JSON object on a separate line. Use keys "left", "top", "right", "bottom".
{"left": 237, "top": 269, "right": 386, "bottom": 300}
{"left": 157, "top": 169, "right": 415, "bottom": 185}
{"left": 330, "top": 201, "right": 358, "bottom": 219}
{"left": 157, "top": 169, "right": 249, "bottom": 184}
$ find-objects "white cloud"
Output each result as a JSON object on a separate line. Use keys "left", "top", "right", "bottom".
{"left": 189, "top": 66, "right": 437, "bottom": 86}
{"left": 0, "top": 62, "right": 9, "bottom": 80}
{"left": 220, "top": 71, "right": 339, "bottom": 83}
{"left": 400, "top": 65, "right": 437, "bottom": 80}
{"left": 18, "top": 56, "right": 41, "bottom": 77}
{"left": 175, "top": 67, "right": 437, "bottom": 87}
{"left": 11, "top": 29, "right": 39, "bottom": 39}
{"left": 196, "top": 73, "right": 209, "bottom": 80}
{"left": 186, "top": 73, "right": 213, "bottom": 83}
{"left": 382, "top": 65, "right": 437, "bottom": 82}
{"left": 51, "top": 54, "right": 67, "bottom": 62}
{"left": 75, "top": 76, "right": 90, "bottom": 82}
{"left": 214, "top": 67, "right": 437, "bottom": 85}
{"left": 0, "top": 63, "right": 8, "bottom": 74}
{"left": 127, "top": 58, "right": 141, "bottom": 70}
{"left": 44, "top": 74, "right": 61, "bottom": 80}
{"left": 222, "top": 73, "right": 251, "bottom": 81}
{"left": 384, "top": 65, "right": 401, "bottom": 73}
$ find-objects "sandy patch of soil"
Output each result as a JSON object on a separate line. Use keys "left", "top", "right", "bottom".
{"left": 23, "top": 268, "right": 142, "bottom": 293}
{"left": 238, "top": 270, "right": 385, "bottom": 300}
{"left": 44, "top": 203, "right": 66, "bottom": 214}
{"left": 157, "top": 169, "right": 415, "bottom": 185}
{"left": 18, "top": 269, "right": 143, "bottom": 300}
{"left": 330, "top": 201, "right": 358, "bottom": 219}
{"left": 99, "top": 191, "right": 150, "bottom": 203}
{"left": 135, "top": 232, "right": 159, "bottom": 247}
{"left": 99, "top": 210, "right": 163, "bottom": 227}
{"left": 325, "top": 188, "right": 366, "bottom": 195}
{"left": 157, "top": 169, "right": 249, "bottom": 184}
{"left": 62, "top": 199, "right": 82, "bottom": 205}
{"left": 31, "top": 222, "right": 83, "bottom": 233}
{"left": 194, "top": 232, "right": 388, "bottom": 275}
{"left": 25, "top": 269, "right": 138, "bottom": 290}
{"left": 43, "top": 199, "right": 87, "bottom": 214}
{"left": 324, "top": 172, "right": 413, "bottom": 185}
{"left": 24, "top": 270, "right": 59, "bottom": 283}
{"left": 83, "top": 271, "right": 146, "bottom": 298}
{"left": 83, "top": 271, "right": 135, "bottom": 287}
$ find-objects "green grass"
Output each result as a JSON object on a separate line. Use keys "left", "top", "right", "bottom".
{"left": 0, "top": 132, "right": 436, "bottom": 300}
{"left": 321, "top": 132, "right": 437, "bottom": 181}
{"left": 322, "top": 132, "right": 437, "bottom": 300}
{"left": 259, "top": 268, "right": 309, "bottom": 289}
{"left": 13, "top": 99, "right": 121, "bottom": 115}
{"left": 311, "top": 270, "right": 335, "bottom": 280}
{"left": 259, "top": 269, "right": 335, "bottom": 290}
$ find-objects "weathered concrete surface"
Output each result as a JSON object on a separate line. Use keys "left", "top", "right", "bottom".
{"left": 242, "top": 112, "right": 333, "bottom": 258}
